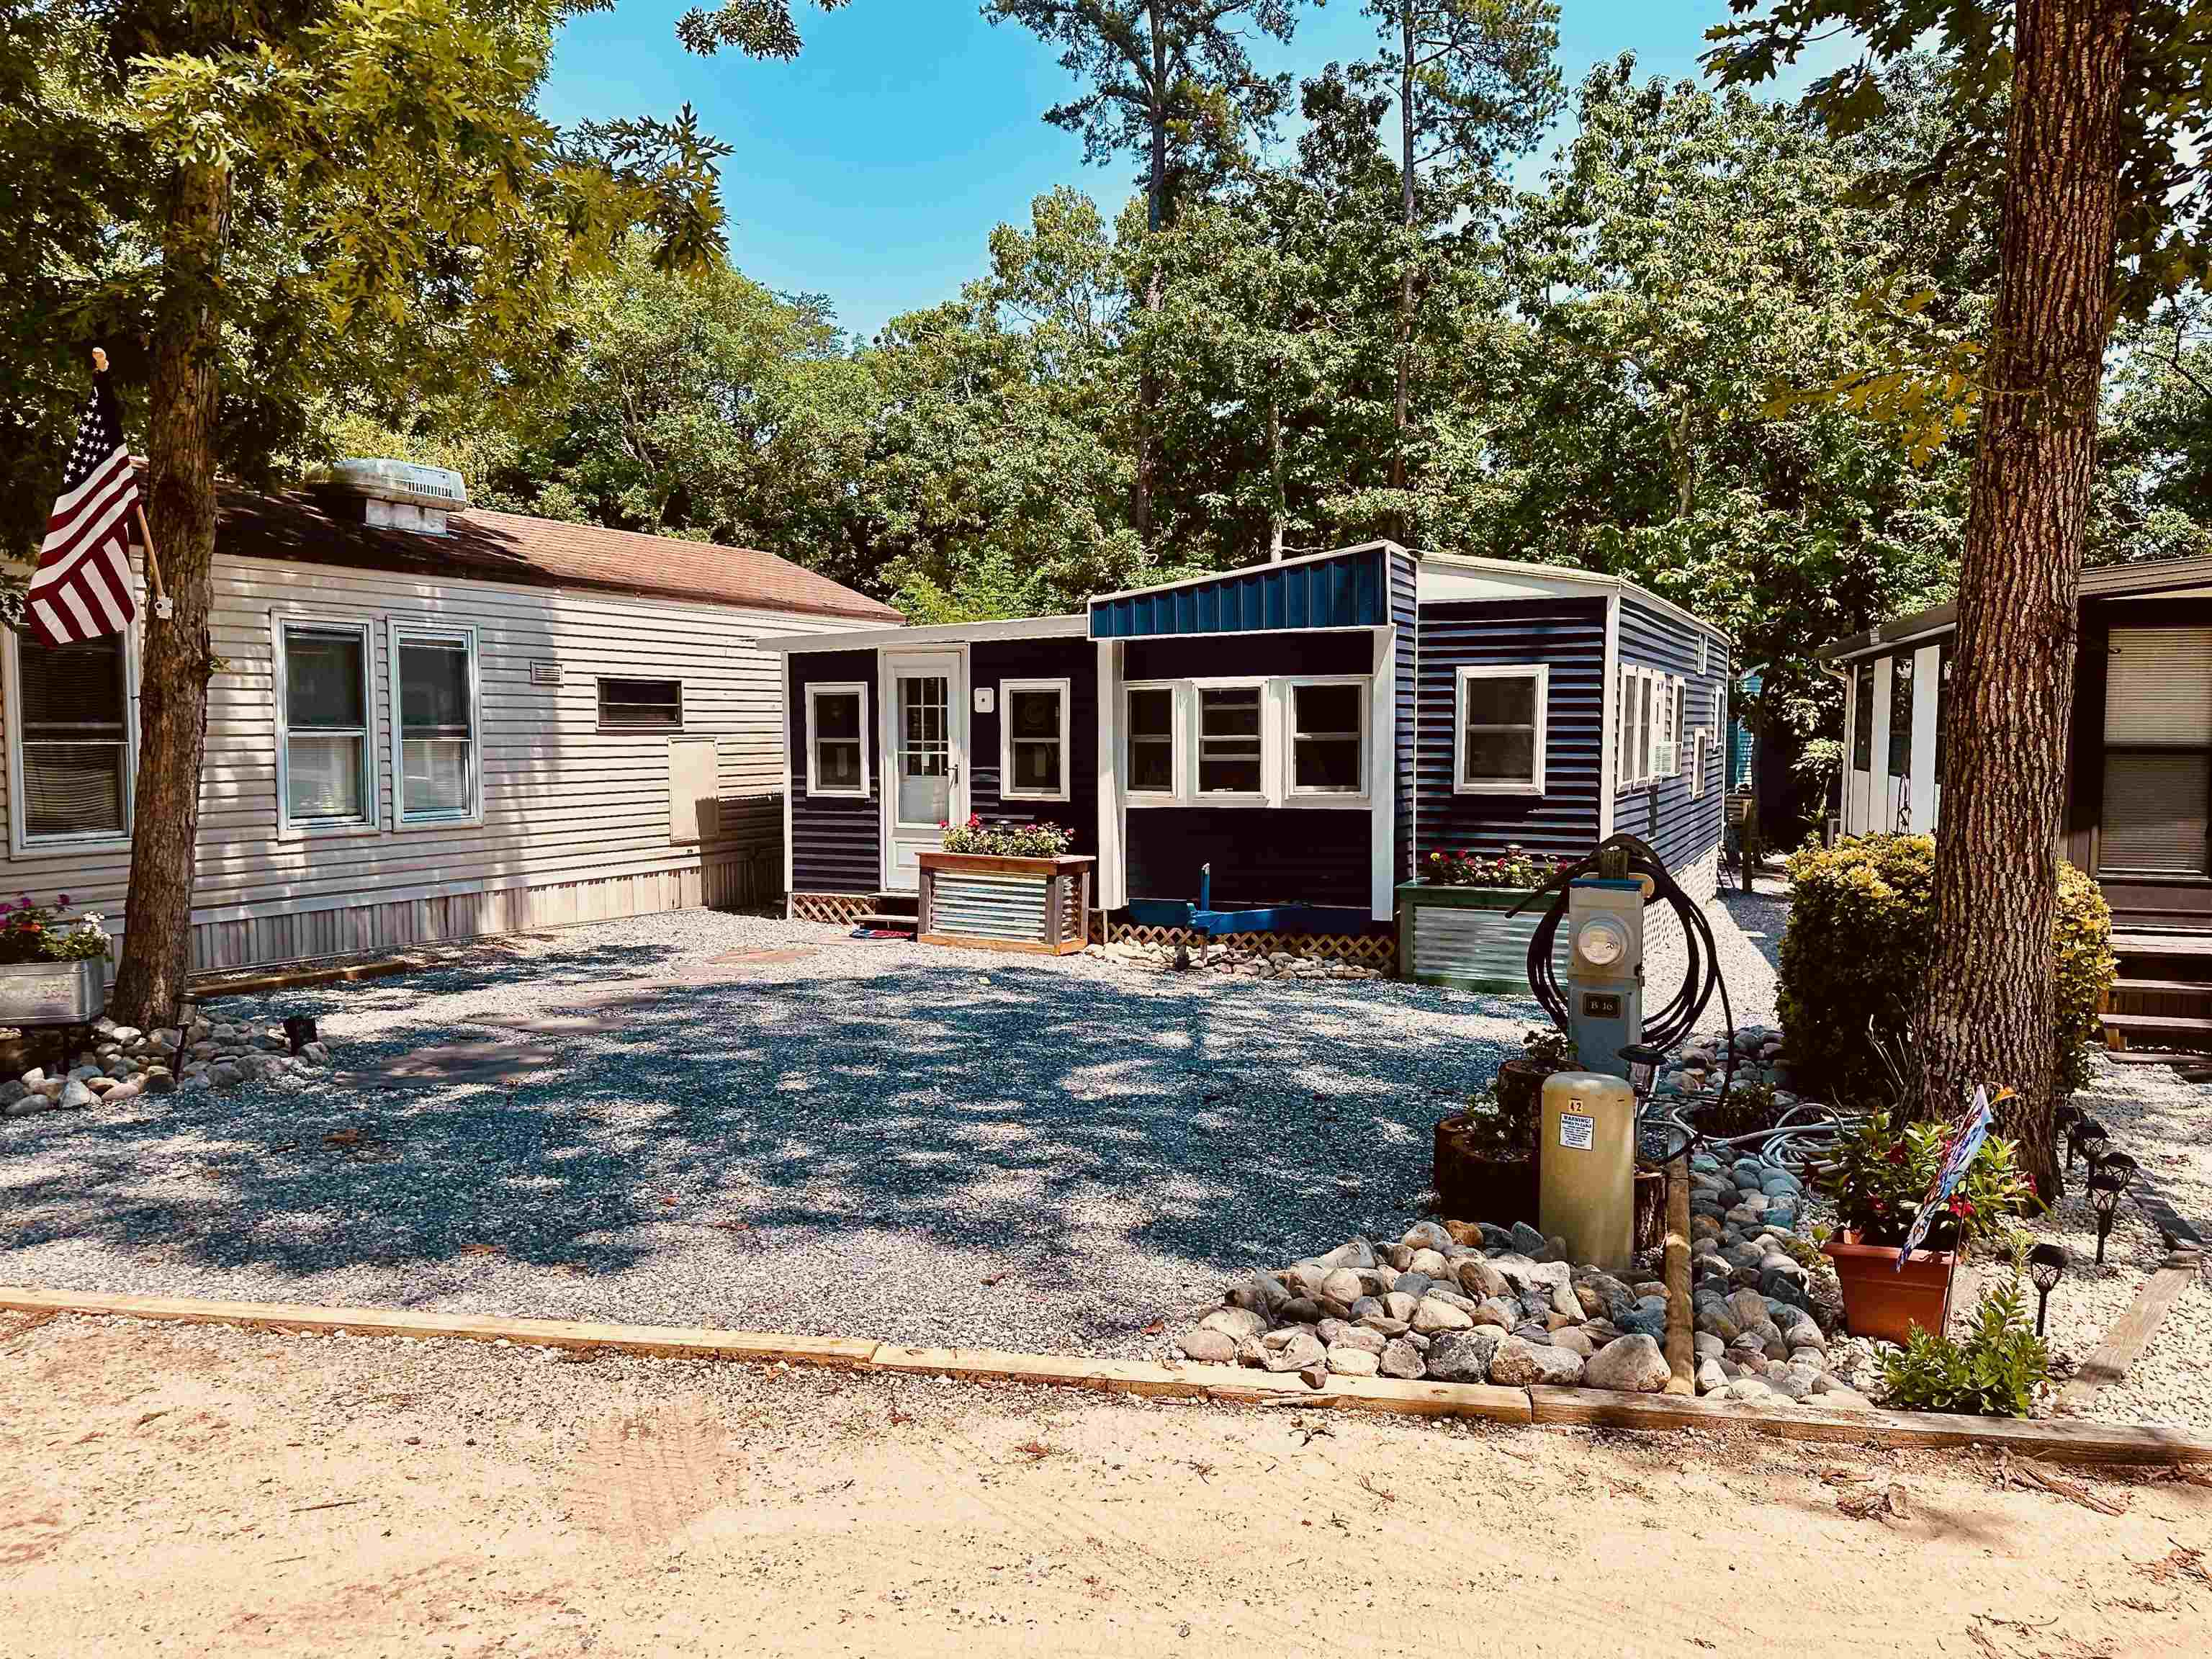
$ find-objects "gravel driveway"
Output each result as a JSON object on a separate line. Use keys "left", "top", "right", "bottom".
{"left": 0, "top": 912, "right": 1545, "bottom": 1358}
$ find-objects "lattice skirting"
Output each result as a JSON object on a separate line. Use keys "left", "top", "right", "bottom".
{"left": 1105, "top": 922, "right": 1397, "bottom": 971}
{"left": 791, "top": 892, "right": 874, "bottom": 927}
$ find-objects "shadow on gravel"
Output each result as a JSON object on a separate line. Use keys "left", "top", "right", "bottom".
{"left": 0, "top": 939, "right": 1524, "bottom": 1343}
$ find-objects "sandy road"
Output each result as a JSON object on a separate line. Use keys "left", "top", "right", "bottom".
{"left": 3, "top": 1311, "right": 2208, "bottom": 1657}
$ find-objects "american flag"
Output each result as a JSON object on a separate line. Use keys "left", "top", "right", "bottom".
{"left": 27, "top": 374, "right": 138, "bottom": 647}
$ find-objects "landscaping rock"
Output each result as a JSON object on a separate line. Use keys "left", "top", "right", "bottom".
{"left": 1179, "top": 1328, "right": 1238, "bottom": 1364}
{"left": 1412, "top": 1296, "right": 1473, "bottom": 1334}
{"left": 1377, "top": 1338, "right": 1427, "bottom": 1380}
{"left": 1325, "top": 1347, "right": 1380, "bottom": 1377}
{"left": 1583, "top": 1334, "right": 1671, "bottom": 1393}
{"left": 1424, "top": 1328, "right": 1503, "bottom": 1384}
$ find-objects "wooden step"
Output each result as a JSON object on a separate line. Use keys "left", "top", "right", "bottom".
{"left": 2101, "top": 1010, "right": 2212, "bottom": 1053}
{"left": 2111, "top": 976, "right": 2212, "bottom": 997}
{"left": 870, "top": 893, "right": 920, "bottom": 915}
{"left": 853, "top": 913, "right": 918, "bottom": 932}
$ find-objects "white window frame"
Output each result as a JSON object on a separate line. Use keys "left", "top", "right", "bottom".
{"left": 2, "top": 622, "right": 140, "bottom": 859}
{"left": 387, "top": 619, "right": 484, "bottom": 829}
{"left": 595, "top": 675, "right": 685, "bottom": 733}
{"left": 1285, "top": 675, "right": 1370, "bottom": 801}
{"left": 271, "top": 613, "right": 379, "bottom": 839}
{"left": 1690, "top": 728, "right": 1707, "bottom": 800}
{"left": 1698, "top": 634, "right": 1709, "bottom": 676}
{"left": 1663, "top": 675, "right": 1686, "bottom": 778}
{"left": 1123, "top": 681, "right": 1183, "bottom": 804}
{"left": 1192, "top": 678, "right": 1270, "bottom": 802}
{"left": 1454, "top": 663, "right": 1549, "bottom": 797}
{"left": 998, "top": 676, "right": 1072, "bottom": 803}
{"left": 805, "top": 680, "right": 871, "bottom": 800}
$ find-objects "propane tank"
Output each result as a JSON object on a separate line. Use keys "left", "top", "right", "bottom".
{"left": 1539, "top": 1070, "right": 1637, "bottom": 1272}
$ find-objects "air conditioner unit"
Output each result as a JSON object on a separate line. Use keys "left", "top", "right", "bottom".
{"left": 321, "top": 457, "right": 468, "bottom": 509}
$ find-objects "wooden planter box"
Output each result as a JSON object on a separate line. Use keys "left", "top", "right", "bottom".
{"left": 0, "top": 958, "right": 107, "bottom": 1026}
{"left": 917, "top": 852, "right": 1095, "bottom": 955}
{"left": 1823, "top": 1231, "right": 1958, "bottom": 1344}
{"left": 1397, "top": 882, "right": 1558, "bottom": 994}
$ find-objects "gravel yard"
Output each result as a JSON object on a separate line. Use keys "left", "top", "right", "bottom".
{"left": 0, "top": 911, "right": 1547, "bottom": 1357}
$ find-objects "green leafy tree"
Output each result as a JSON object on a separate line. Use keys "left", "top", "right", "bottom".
{"left": 678, "top": 0, "right": 850, "bottom": 57}
{"left": 981, "top": 1, "right": 1312, "bottom": 554}
{"left": 1712, "top": 1, "right": 2212, "bottom": 1192}
{"left": 12, "top": 0, "right": 789, "bottom": 1028}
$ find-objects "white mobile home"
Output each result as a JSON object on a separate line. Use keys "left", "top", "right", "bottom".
{"left": 1, "top": 462, "right": 899, "bottom": 973}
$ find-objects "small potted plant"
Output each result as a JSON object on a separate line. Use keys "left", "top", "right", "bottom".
{"left": 0, "top": 894, "right": 114, "bottom": 1025}
{"left": 1398, "top": 844, "right": 1573, "bottom": 993}
{"left": 1817, "top": 1108, "right": 2033, "bottom": 1344}
{"left": 1433, "top": 1029, "right": 1575, "bottom": 1228}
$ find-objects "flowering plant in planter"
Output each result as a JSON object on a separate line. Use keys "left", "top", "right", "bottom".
{"left": 938, "top": 816, "right": 1075, "bottom": 858}
{"left": 0, "top": 894, "right": 113, "bottom": 965}
{"left": 1424, "top": 844, "right": 1568, "bottom": 889}
{"left": 1820, "top": 1108, "right": 2033, "bottom": 1255}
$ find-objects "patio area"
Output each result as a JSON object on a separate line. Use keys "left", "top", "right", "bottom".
{"left": 0, "top": 912, "right": 1551, "bottom": 1358}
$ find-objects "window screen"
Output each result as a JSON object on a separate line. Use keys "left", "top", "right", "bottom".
{"left": 17, "top": 634, "right": 127, "bottom": 839}
{"left": 1852, "top": 661, "right": 1875, "bottom": 770}
{"left": 397, "top": 634, "right": 475, "bottom": 818}
{"left": 1888, "top": 654, "right": 1915, "bottom": 779}
{"left": 1004, "top": 683, "right": 1065, "bottom": 797}
{"left": 284, "top": 625, "right": 369, "bottom": 822}
{"left": 598, "top": 678, "right": 683, "bottom": 730}
{"left": 1461, "top": 671, "right": 1541, "bottom": 789}
{"left": 1127, "top": 688, "right": 1174, "bottom": 793}
{"left": 2100, "top": 628, "right": 2212, "bottom": 874}
{"left": 811, "top": 688, "right": 865, "bottom": 793}
{"left": 1291, "top": 683, "right": 1363, "bottom": 793}
{"left": 1197, "top": 687, "right": 1263, "bottom": 794}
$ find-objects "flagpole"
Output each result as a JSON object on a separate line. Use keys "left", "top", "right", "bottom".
{"left": 90, "top": 346, "right": 168, "bottom": 624}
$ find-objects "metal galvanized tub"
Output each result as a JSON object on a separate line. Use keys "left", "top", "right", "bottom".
{"left": 1396, "top": 883, "right": 1568, "bottom": 995}
{"left": 0, "top": 958, "right": 107, "bottom": 1026}
{"left": 917, "top": 853, "right": 1094, "bottom": 955}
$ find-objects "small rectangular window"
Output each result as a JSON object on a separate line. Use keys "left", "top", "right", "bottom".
{"left": 392, "top": 625, "right": 479, "bottom": 823}
{"left": 806, "top": 682, "right": 868, "bottom": 798}
{"left": 1888, "top": 654, "right": 1915, "bottom": 780}
{"left": 1000, "top": 678, "right": 1070, "bottom": 801}
{"left": 1290, "top": 681, "right": 1364, "bottom": 795}
{"left": 598, "top": 678, "right": 683, "bottom": 731}
{"left": 1457, "top": 665, "right": 1547, "bottom": 794}
{"left": 1670, "top": 679, "right": 1687, "bottom": 776}
{"left": 280, "top": 621, "right": 373, "bottom": 827}
{"left": 1852, "top": 661, "right": 1875, "bottom": 771}
{"left": 1126, "top": 686, "right": 1175, "bottom": 795}
{"left": 1197, "top": 685, "right": 1264, "bottom": 795}
{"left": 1635, "top": 674, "right": 1655, "bottom": 785}
{"left": 14, "top": 632, "right": 130, "bottom": 842}
{"left": 1691, "top": 729, "right": 1707, "bottom": 800}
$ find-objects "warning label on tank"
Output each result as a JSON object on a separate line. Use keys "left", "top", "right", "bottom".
{"left": 1558, "top": 1112, "right": 1595, "bottom": 1151}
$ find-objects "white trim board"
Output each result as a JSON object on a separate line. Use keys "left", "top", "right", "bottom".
{"left": 756, "top": 615, "right": 1087, "bottom": 655}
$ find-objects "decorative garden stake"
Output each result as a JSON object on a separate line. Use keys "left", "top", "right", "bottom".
{"left": 2086, "top": 1159, "right": 2135, "bottom": 1264}
{"left": 2027, "top": 1241, "right": 2068, "bottom": 1336}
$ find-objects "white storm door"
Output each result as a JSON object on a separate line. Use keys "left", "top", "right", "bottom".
{"left": 881, "top": 650, "right": 965, "bottom": 891}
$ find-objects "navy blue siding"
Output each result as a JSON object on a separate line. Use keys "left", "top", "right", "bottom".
{"left": 1121, "top": 631, "right": 1370, "bottom": 682}
{"left": 1614, "top": 597, "right": 1730, "bottom": 871}
{"left": 967, "top": 637, "right": 1098, "bottom": 855}
{"left": 1390, "top": 547, "right": 1418, "bottom": 884}
{"left": 1091, "top": 547, "right": 1388, "bottom": 638}
{"left": 1415, "top": 598, "right": 1608, "bottom": 865}
{"left": 788, "top": 649, "right": 881, "bottom": 894}
{"left": 1125, "top": 809, "right": 1370, "bottom": 909}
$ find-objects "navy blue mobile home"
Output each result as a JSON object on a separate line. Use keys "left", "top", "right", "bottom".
{"left": 763, "top": 543, "right": 1730, "bottom": 943}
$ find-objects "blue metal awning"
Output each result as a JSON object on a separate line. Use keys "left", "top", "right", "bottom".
{"left": 1089, "top": 546, "right": 1389, "bottom": 639}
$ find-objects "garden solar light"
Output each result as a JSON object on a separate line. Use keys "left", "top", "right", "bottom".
{"left": 2027, "top": 1241, "right": 2067, "bottom": 1337}
{"left": 1617, "top": 1042, "right": 1665, "bottom": 1105}
{"left": 2068, "top": 1115, "right": 2108, "bottom": 1171}
{"left": 2086, "top": 1160, "right": 2133, "bottom": 1264}
{"left": 283, "top": 1014, "right": 318, "bottom": 1055}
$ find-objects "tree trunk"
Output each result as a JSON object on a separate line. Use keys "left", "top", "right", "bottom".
{"left": 1134, "top": 1, "right": 1168, "bottom": 554}
{"left": 1391, "top": 7, "right": 1416, "bottom": 537}
{"left": 1914, "top": 0, "right": 2134, "bottom": 1200}
{"left": 110, "top": 160, "right": 230, "bottom": 1028}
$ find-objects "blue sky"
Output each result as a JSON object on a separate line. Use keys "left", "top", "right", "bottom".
{"left": 541, "top": 2, "right": 1849, "bottom": 343}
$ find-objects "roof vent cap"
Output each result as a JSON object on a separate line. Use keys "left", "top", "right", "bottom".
{"left": 313, "top": 458, "right": 468, "bottom": 536}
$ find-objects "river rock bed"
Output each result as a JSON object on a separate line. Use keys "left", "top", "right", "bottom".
{"left": 1, "top": 1008, "right": 332, "bottom": 1120}
{"left": 1084, "top": 938, "right": 1386, "bottom": 981}
{"left": 1179, "top": 1164, "right": 1876, "bottom": 1408}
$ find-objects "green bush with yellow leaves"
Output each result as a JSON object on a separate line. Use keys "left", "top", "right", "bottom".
{"left": 1779, "top": 835, "right": 2116, "bottom": 1107}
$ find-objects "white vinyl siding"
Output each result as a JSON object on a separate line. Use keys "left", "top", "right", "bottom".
{"left": 0, "top": 547, "right": 866, "bottom": 970}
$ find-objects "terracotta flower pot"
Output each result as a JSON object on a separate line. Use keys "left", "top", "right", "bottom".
{"left": 1822, "top": 1230, "right": 1956, "bottom": 1344}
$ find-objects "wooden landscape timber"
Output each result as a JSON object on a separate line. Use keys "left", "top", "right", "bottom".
{"left": 8, "top": 1285, "right": 2209, "bottom": 1467}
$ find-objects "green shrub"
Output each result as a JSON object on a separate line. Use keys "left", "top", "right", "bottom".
{"left": 1879, "top": 1240, "right": 2051, "bottom": 1416}
{"left": 1779, "top": 835, "right": 2116, "bottom": 1105}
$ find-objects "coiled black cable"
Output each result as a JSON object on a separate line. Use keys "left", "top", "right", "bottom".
{"left": 1511, "top": 834, "right": 1737, "bottom": 1135}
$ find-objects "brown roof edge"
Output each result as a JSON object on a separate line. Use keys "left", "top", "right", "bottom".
{"left": 208, "top": 485, "right": 904, "bottom": 624}
{"left": 1819, "top": 553, "right": 2212, "bottom": 667}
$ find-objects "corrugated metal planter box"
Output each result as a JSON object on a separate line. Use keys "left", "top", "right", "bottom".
{"left": 1397, "top": 883, "right": 1563, "bottom": 995}
{"left": 0, "top": 958, "right": 108, "bottom": 1025}
{"left": 918, "top": 853, "right": 1095, "bottom": 955}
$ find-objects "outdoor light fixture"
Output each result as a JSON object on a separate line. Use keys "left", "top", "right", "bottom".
{"left": 2069, "top": 1115, "right": 2110, "bottom": 1172}
{"left": 2054, "top": 1101, "right": 2084, "bottom": 1139}
{"left": 282, "top": 1015, "right": 318, "bottom": 1056}
{"left": 1617, "top": 1042, "right": 1665, "bottom": 1105}
{"left": 2085, "top": 1157, "right": 2136, "bottom": 1264}
{"left": 2027, "top": 1241, "right": 2068, "bottom": 1337}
